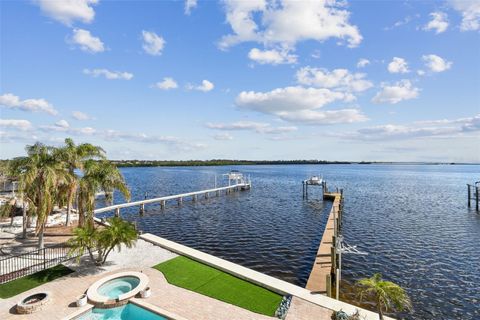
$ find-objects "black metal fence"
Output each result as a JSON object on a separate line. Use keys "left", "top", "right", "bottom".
{"left": 0, "top": 243, "right": 78, "bottom": 284}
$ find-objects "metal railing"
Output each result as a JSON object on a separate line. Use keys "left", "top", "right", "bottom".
{"left": 0, "top": 243, "right": 77, "bottom": 284}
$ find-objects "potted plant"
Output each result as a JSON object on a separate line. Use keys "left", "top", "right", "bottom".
{"left": 140, "top": 287, "right": 151, "bottom": 298}
{"left": 76, "top": 294, "right": 88, "bottom": 307}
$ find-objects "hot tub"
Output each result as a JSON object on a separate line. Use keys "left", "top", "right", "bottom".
{"left": 87, "top": 272, "right": 149, "bottom": 307}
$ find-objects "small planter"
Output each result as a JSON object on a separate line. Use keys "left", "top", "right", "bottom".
{"left": 140, "top": 287, "right": 151, "bottom": 298}
{"left": 76, "top": 294, "right": 88, "bottom": 307}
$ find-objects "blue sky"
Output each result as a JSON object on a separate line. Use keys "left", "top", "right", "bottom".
{"left": 1, "top": 0, "right": 479, "bottom": 162}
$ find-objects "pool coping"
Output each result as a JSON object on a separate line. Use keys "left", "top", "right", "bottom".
{"left": 61, "top": 304, "right": 93, "bottom": 320}
{"left": 86, "top": 271, "right": 149, "bottom": 305}
{"left": 130, "top": 298, "right": 189, "bottom": 320}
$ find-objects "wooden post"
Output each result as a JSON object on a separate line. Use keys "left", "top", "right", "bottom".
{"left": 139, "top": 204, "right": 145, "bottom": 215}
{"left": 468, "top": 185, "right": 471, "bottom": 207}
{"left": 160, "top": 200, "right": 165, "bottom": 210}
{"left": 476, "top": 187, "right": 479, "bottom": 212}
{"left": 192, "top": 194, "right": 197, "bottom": 202}
{"left": 177, "top": 197, "right": 183, "bottom": 205}
{"left": 205, "top": 192, "right": 209, "bottom": 199}
{"left": 115, "top": 208, "right": 120, "bottom": 217}
{"left": 326, "top": 274, "right": 332, "bottom": 297}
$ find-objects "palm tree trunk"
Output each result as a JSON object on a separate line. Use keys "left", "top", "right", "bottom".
{"left": 22, "top": 199, "right": 27, "bottom": 239}
{"left": 101, "top": 245, "right": 115, "bottom": 265}
{"left": 377, "top": 298, "right": 384, "bottom": 320}
{"left": 66, "top": 201, "right": 71, "bottom": 226}
{"left": 38, "top": 222, "right": 45, "bottom": 250}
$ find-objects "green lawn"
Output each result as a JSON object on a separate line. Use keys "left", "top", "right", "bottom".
{"left": 153, "top": 256, "right": 282, "bottom": 316}
{"left": 0, "top": 264, "right": 73, "bottom": 299}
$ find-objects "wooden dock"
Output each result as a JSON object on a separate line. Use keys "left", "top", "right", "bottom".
{"left": 305, "top": 191, "right": 343, "bottom": 295}
{"left": 93, "top": 182, "right": 251, "bottom": 216}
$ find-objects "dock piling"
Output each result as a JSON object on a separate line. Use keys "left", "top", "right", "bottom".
{"left": 467, "top": 183, "right": 479, "bottom": 212}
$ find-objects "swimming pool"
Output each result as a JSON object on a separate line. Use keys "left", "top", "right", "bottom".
{"left": 77, "top": 303, "right": 167, "bottom": 320}
{"left": 97, "top": 276, "right": 140, "bottom": 300}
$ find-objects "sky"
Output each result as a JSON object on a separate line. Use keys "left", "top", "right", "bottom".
{"left": 0, "top": 0, "right": 479, "bottom": 162}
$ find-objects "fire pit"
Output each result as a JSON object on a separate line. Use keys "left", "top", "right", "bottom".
{"left": 16, "top": 292, "right": 50, "bottom": 314}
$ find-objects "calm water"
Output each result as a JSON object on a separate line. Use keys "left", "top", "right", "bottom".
{"left": 99, "top": 165, "right": 480, "bottom": 320}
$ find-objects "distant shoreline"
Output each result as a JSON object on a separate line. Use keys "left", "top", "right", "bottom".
{"left": 111, "top": 160, "right": 479, "bottom": 167}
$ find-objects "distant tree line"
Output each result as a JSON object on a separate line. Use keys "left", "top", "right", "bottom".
{"left": 111, "top": 159, "right": 357, "bottom": 167}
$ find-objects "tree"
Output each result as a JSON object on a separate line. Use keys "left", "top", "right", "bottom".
{"left": 78, "top": 160, "right": 130, "bottom": 228}
{"left": 68, "top": 217, "right": 137, "bottom": 265}
{"left": 55, "top": 138, "right": 105, "bottom": 226}
{"left": 12, "top": 143, "right": 73, "bottom": 249}
{"left": 356, "top": 273, "right": 412, "bottom": 320}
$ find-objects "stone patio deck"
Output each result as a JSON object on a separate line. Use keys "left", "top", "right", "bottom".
{"left": 0, "top": 239, "right": 277, "bottom": 320}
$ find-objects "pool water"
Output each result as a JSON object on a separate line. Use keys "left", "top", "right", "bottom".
{"left": 78, "top": 303, "right": 167, "bottom": 320}
{"left": 97, "top": 277, "right": 140, "bottom": 299}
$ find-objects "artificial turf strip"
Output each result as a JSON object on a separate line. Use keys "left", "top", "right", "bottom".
{"left": 153, "top": 256, "right": 282, "bottom": 316}
{"left": 0, "top": 264, "right": 73, "bottom": 299}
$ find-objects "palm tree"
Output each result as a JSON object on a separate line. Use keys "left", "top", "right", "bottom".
{"left": 356, "top": 273, "right": 412, "bottom": 320}
{"left": 78, "top": 160, "right": 130, "bottom": 228}
{"left": 96, "top": 217, "right": 137, "bottom": 265}
{"left": 55, "top": 138, "right": 105, "bottom": 226}
{"left": 14, "top": 143, "right": 73, "bottom": 249}
{"left": 68, "top": 217, "right": 137, "bottom": 265}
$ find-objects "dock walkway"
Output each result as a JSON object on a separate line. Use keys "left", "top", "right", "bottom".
{"left": 305, "top": 192, "right": 342, "bottom": 294}
{"left": 93, "top": 183, "right": 251, "bottom": 215}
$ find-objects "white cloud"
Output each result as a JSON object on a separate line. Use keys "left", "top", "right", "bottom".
{"left": 275, "top": 108, "right": 368, "bottom": 125}
{"left": 248, "top": 48, "right": 297, "bottom": 65}
{"left": 104, "top": 130, "right": 206, "bottom": 151}
{"left": 72, "top": 111, "right": 93, "bottom": 121}
{"left": 448, "top": 0, "right": 480, "bottom": 31}
{"left": 296, "top": 67, "right": 373, "bottom": 92}
{"left": 387, "top": 57, "right": 409, "bottom": 74}
{"left": 83, "top": 68, "right": 133, "bottom": 80}
{"left": 237, "top": 86, "right": 352, "bottom": 113}
{"left": 417, "top": 70, "right": 426, "bottom": 76}
{"left": 36, "top": 0, "right": 98, "bottom": 26}
{"left": 384, "top": 15, "right": 417, "bottom": 30}
{"left": 357, "top": 58, "right": 370, "bottom": 68}
{"left": 338, "top": 114, "right": 480, "bottom": 141}
{"left": 185, "top": 0, "right": 197, "bottom": 15}
{"left": 55, "top": 119, "right": 70, "bottom": 129}
{"left": 0, "top": 119, "right": 32, "bottom": 131}
{"left": 187, "top": 80, "right": 214, "bottom": 92}
{"left": 372, "top": 80, "right": 419, "bottom": 104}
{"left": 70, "top": 28, "right": 105, "bottom": 53}
{"left": 0, "top": 93, "right": 58, "bottom": 115}
{"left": 207, "top": 121, "right": 297, "bottom": 134}
{"left": 153, "top": 77, "right": 178, "bottom": 90}
{"left": 235, "top": 86, "right": 366, "bottom": 125}
{"left": 424, "top": 12, "right": 449, "bottom": 34}
{"left": 142, "top": 31, "right": 165, "bottom": 56}
{"left": 213, "top": 133, "right": 234, "bottom": 141}
{"left": 422, "top": 54, "right": 452, "bottom": 73}
{"left": 219, "top": 0, "right": 362, "bottom": 50}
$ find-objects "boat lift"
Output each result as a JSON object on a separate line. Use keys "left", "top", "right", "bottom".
{"left": 302, "top": 176, "right": 325, "bottom": 199}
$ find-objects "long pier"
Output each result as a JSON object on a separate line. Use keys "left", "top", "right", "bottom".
{"left": 93, "top": 183, "right": 251, "bottom": 215}
{"left": 306, "top": 191, "right": 343, "bottom": 296}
